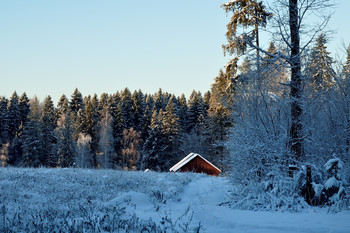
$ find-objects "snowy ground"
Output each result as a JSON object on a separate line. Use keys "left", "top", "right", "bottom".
{"left": 0, "top": 167, "right": 349, "bottom": 232}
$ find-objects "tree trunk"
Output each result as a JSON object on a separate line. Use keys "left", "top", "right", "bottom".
{"left": 289, "top": 0, "right": 304, "bottom": 160}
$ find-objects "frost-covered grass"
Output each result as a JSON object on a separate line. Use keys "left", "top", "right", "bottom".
{"left": 0, "top": 167, "right": 202, "bottom": 232}
{"left": 0, "top": 167, "right": 349, "bottom": 232}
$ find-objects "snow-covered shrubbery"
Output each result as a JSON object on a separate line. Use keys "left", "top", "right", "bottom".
{"left": 228, "top": 156, "right": 349, "bottom": 212}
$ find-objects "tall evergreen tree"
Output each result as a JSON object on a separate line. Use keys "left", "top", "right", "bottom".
{"left": 222, "top": 0, "right": 272, "bottom": 73}
{"left": 18, "top": 92, "right": 30, "bottom": 137}
{"left": 141, "top": 95, "right": 154, "bottom": 140}
{"left": 142, "top": 108, "right": 165, "bottom": 170}
{"left": 21, "top": 97, "right": 44, "bottom": 167}
{"left": 82, "top": 96, "right": 100, "bottom": 167}
{"left": 131, "top": 90, "right": 145, "bottom": 132}
{"left": 203, "top": 91, "right": 211, "bottom": 111}
{"left": 153, "top": 88, "right": 166, "bottom": 112}
{"left": 177, "top": 94, "right": 188, "bottom": 132}
{"left": 307, "top": 33, "right": 335, "bottom": 90}
{"left": 0, "top": 97, "right": 8, "bottom": 144}
{"left": 111, "top": 102, "right": 124, "bottom": 163}
{"left": 121, "top": 88, "right": 134, "bottom": 129}
{"left": 99, "top": 93, "right": 110, "bottom": 111}
{"left": 187, "top": 91, "right": 206, "bottom": 133}
{"left": 7, "top": 91, "right": 21, "bottom": 140}
{"left": 161, "top": 97, "right": 182, "bottom": 169}
{"left": 42, "top": 95, "right": 57, "bottom": 167}
{"left": 69, "top": 88, "right": 84, "bottom": 115}
{"left": 56, "top": 94, "right": 69, "bottom": 122}
{"left": 56, "top": 111, "right": 76, "bottom": 167}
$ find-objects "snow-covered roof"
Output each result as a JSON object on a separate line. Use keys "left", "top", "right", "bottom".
{"left": 169, "top": 153, "right": 221, "bottom": 173}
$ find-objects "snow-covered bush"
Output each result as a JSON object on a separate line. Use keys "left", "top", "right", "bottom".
{"left": 322, "top": 158, "right": 348, "bottom": 208}
{"left": 293, "top": 158, "right": 349, "bottom": 209}
{"left": 228, "top": 171, "right": 309, "bottom": 212}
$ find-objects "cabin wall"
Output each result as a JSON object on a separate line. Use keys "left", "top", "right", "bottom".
{"left": 179, "top": 156, "right": 220, "bottom": 176}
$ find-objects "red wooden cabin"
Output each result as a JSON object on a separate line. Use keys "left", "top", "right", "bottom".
{"left": 169, "top": 153, "right": 221, "bottom": 176}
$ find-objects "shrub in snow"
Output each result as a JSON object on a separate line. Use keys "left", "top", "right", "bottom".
{"left": 322, "top": 158, "right": 347, "bottom": 207}
{"left": 229, "top": 171, "right": 309, "bottom": 212}
{"left": 294, "top": 164, "right": 323, "bottom": 206}
{"left": 293, "top": 159, "right": 349, "bottom": 209}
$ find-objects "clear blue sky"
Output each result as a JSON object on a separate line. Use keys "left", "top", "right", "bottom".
{"left": 0, "top": 0, "right": 348, "bottom": 104}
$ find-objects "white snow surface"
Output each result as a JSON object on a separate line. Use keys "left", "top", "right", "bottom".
{"left": 0, "top": 167, "right": 349, "bottom": 232}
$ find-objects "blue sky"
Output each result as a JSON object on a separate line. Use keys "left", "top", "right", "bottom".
{"left": 0, "top": 0, "right": 348, "bottom": 103}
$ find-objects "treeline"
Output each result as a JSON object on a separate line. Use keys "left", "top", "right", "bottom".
{"left": 0, "top": 87, "right": 231, "bottom": 171}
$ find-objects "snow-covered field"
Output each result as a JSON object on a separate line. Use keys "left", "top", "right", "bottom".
{"left": 0, "top": 168, "right": 349, "bottom": 232}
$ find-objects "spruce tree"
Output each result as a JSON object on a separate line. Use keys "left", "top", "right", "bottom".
{"left": 18, "top": 92, "right": 30, "bottom": 137}
{"left": 307, "top": 33, "right": 335, "bottom": 90}
{"left": 42, "top": 95, "right": 57, "bottom": 167}
{"left": 7, "top": 91, "right": 21, "bottom": 140}
{"left": 21, "top": 97, "right": 44, "bottom": 167}
{"left": 0, "top": 97, "right": 8, "bottom": 144}
{"left": 141, "top": 95, "right": 154, "bottom": 140}
{"left": 161, "top": 97, "right": 182, "bottom": 169}
{"left": 222, "top": 0, "right": 272, "bottom": 73}
{"left": 177, "top": 94, "right": 188, "bottom": 132}
{"left": 56, "top": 111, "right": 76, "bottom": 167}
{"left": 56, "top": 94, "right": 69, "bottom": 122}
{"left": 111, "top": 102, "right": 124, "bottom": 164}
{"left": 121, "top": 88, "right": 134, "bottom": 129}
{"left": 131, "top": 90, "right": 145, "bottom": 132}
{"left": 99, "top": 93, "right": 110, "bottom": 111}
{"left": 187, "top": 91, "right": 206, "bottom": 133}
{"left": 153, "top": 88, "right": 166, "bottom": 112}
{"left": 203, "top": 91, "right": 211, "bottom": 111}
{"left": 69, "top": 88, "right": 84, "bottom": 115}
{"left": 82, "top": 97, "right": 100, "bottom": 167}
{"left": 142, "top": 108, "right": 165, "bottom": 170}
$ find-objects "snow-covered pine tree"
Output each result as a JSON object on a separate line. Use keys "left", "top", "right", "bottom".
{"left": 56, "top": 94, "right": 69, "bottom": 120}
{"left": 131, "top": 90, "right": 145, "bottom": 132}
{"left": 18, "top": 92, "right": 30, "bottom": 137}
{"left": 98, "top": 93, "right": 110, "bottom": 111}
{"left": 21, "top": 97, "right": 45, "bottom": 167}
{"left": 203, "top": 91, "right": 211, "bottom": 111}
{"left": 0, "top": 97, "right": 8, "bottom": 144}
{"left": 141, "top": 95, "right": 154, "bottom": 141}
{"left": 82, "top": 96, "right": 100, "bottom": 167}
{"left": 187, "top": 90, "right": 206, "bottom": 133}
{"left": 69, "top": 88, "right": 84, "bottom": 115}
{"left": 7, "top": 91, "right": 20, "bottom": 141}
{"left": 142, "top": 108, "right": 165, "bottom": 170}
{"left": 42, "top": 95, "right": 57, "bottom": 167}
{"left": 161, "top": 96, "right": 182, "bottom": 169}
{"left": 307, "top": 33, "right": 335, "bottom": 91}
{"left": 177, "top": 94, "right": 188, "bottom": 132}
{"left": 111, "top": 101, "right": 124, "bottom": 163}
{"left": 56, "top": 111, "right": 76, "bottom": 167}
{"left": 121, "top": 88, "right": 134, "bottom": 129}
